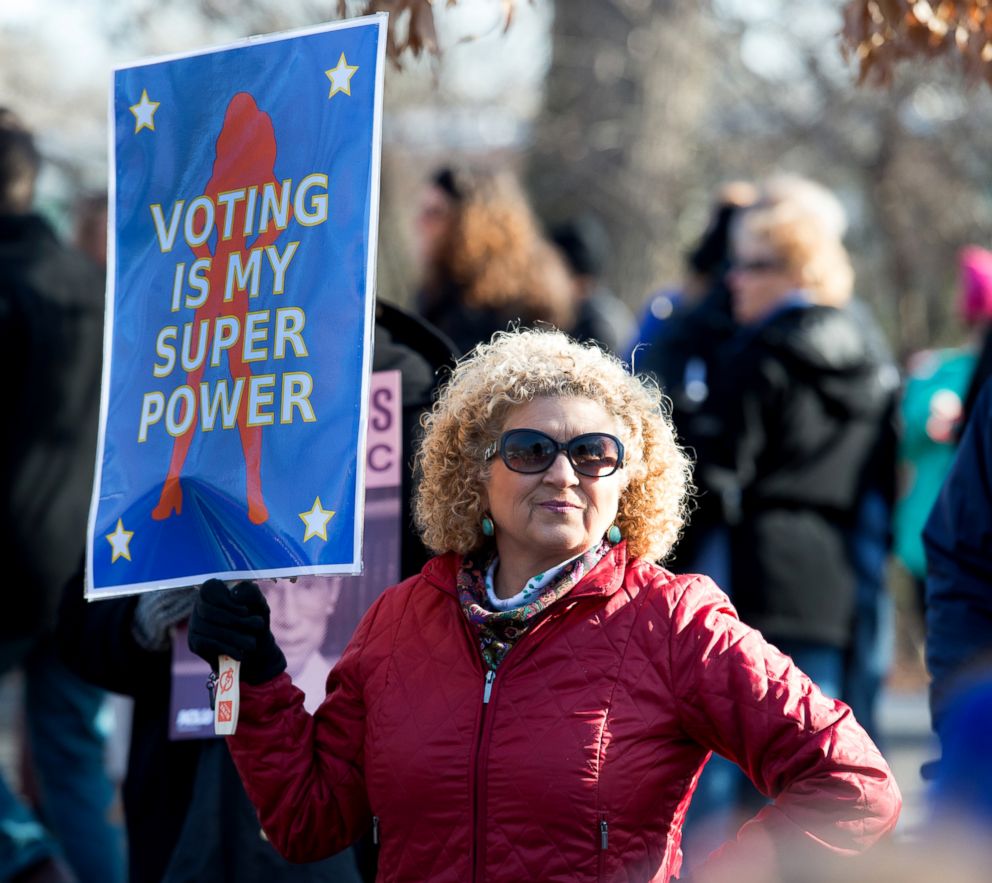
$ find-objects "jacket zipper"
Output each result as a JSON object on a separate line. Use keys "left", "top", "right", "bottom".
{"left": 464, "top": 605, "right": 580, "bottom": 883}
{"left": 372, "top": 815, "right": 380, "bottom": 846}
{"left": 471, "top": 668, "right": 496, "bottom": 883}
{"left": 598, "top": 818, "right": 608, "bottom": 880}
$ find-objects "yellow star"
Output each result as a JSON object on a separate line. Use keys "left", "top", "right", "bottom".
{"left": 106, "top": 518, "right": 134, "bottom": 563}
{"left": 299, "top": 497, "right": 335, "bottom": 542}
{"left": 129, "top": 89, "right": 160, "bottom": 134}
{"left": 325, "top": 53, "right": 359, "bottom": 98}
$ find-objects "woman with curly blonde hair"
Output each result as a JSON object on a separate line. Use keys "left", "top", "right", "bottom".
{"left": 413, "top": 328, "right": 689, "bottom": 565}
{"left": 190, "top": 328, "right": 900, "bottom": 882}
{"left": 414, "top": 166, "right": 574, "bottom": 353}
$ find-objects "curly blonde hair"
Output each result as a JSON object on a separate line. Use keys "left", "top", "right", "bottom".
{"left": 413, "top": 328, "right": 692, "bottom": 563}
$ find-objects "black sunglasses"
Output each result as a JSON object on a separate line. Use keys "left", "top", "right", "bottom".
{"left": 732, "top": 258, "right": 784, "bottom": 273}
{"left": 484, "top": 429, "right": 625, "bottom": 477}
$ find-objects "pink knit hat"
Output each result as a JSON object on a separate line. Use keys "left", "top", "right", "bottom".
{"left": 959, "top": 246, "right": 992, "bottom": 324}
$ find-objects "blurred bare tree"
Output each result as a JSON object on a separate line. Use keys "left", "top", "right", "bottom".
{"left": 526, "top": 0, "right": 713, "bottom": 310}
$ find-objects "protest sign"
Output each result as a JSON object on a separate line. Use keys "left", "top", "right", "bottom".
{"left": 87, "top": 14, "right": 387, "bottom": 597}
{"left": 169, "top": 370, "right": 402, "bottom": 738}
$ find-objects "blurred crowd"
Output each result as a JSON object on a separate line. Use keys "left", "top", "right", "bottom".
{"left": 3, "top": 98, "right": 992, "bottom": 883}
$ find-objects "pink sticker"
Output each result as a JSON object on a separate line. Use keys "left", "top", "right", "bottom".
{"left": 365, "top": 371, "right": 401, "bottom": 490}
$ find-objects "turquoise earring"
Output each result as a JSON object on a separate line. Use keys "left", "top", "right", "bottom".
{"left": 607, "top": 524, "right": 622, "bottom": 544}
{"left": 481, "top": 515, "right": 495, "bottom": 537}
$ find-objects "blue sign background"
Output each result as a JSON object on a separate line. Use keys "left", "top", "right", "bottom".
{"left": 88, "top": 16, "right": 385, "bottom": 595}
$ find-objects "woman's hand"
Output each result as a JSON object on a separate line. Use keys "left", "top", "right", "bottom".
{"left": 188, "top": 578, "right": 287, "bottom": 684}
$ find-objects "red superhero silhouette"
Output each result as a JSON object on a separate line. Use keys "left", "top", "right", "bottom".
{"left": 152, "top": 93, "right": 290, "bottom": 525}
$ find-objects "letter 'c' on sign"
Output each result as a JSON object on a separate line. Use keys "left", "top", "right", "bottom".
{"left": 368, "top": 443, "right": 394, "bottom": 473}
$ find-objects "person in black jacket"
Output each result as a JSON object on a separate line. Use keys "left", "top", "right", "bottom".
{"left": 634, "top": 184, "right": 757, "bottom": 583}
{"left": 654, "top": 179, "right": 899, "bottom": 869}
{"left": 922, "top": 378, "right": 992, "bottom": 832}
{"left": 716, "top": 190, "right": 893, "bottom": 698}
{"left": 57, "top": 301, "right": 456, "bottom": 883}
{"left": 0, "top": 108, "right": 123, "bottom": 883}
{"left": 924, "top": 377, "right": 992, "bottom": 745}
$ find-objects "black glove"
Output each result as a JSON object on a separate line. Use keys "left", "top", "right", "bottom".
{"left": 187, "top": 579, "right": 287, "bottom": 685}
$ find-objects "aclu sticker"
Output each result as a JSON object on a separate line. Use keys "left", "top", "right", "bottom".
{"left": 87, "top": 15, "right": 387, "bottom": 596}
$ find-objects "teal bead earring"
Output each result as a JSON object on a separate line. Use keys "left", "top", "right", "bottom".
{"left": 607, "top": 524, "right": 622, "bottom": 544}
{"left": 481, "top": 515, "right": 495, "bottom": 537}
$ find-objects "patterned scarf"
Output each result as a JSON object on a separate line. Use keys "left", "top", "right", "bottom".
{"left": 457, "top": 539, "right": 611, "bottom": 671}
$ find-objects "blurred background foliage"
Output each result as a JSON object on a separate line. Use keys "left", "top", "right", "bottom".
{"left": 3, "top": 0, "right": 992, "bottom": 357}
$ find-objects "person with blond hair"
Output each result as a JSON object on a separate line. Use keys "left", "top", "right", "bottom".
{"left": 188, "top": 327, "right": 899, "bottom": 882}
{"left": 718, "top": 190, "right": 894, "bottom": 702}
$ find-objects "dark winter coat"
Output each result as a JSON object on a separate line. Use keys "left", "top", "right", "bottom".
{"left": 924, "top": 378, "right": 992, "bottom": 740}
{"left": 0, "top": 214, "right": 104, "bottom": 644}
{"left": 227, "top": 545, "right": 900, "bottom": 883}
{"left": 634, "top": 283, "right": 740, "bottom": 571}
{"left": 418, "top": 285, "right": 524, "bottom": 355}
{"left": 719, "top": 304, "right": 893, "bottom": 647}
{"left": 570, "top": 287, "right": 637, "bottom": 356}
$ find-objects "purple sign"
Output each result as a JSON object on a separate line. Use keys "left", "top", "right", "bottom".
{"left": 169, "top": 370, "right": 402, "bottom": 738}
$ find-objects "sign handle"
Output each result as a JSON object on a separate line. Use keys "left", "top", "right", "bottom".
{"left": 214, "top": 654, "right": 241, "bottom": 735}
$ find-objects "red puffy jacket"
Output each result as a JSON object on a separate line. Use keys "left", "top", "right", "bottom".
{"left": 228, "top": 544, "right": 900, "bottom": 882}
